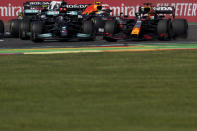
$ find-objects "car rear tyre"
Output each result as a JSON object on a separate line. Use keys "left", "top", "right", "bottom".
{"left": 31, "top": 22, "right": 43, "bottom": 42}
{"left": 10, "top": 19, "right": 21, "bottom": 37}
{"left": 19, "top": 20, "right": 30, "bottom": 40}
{"left": 157, "top": 19, "right": 172, "bottom": 41}
{"left": 172, "top": 19, "right": 188, "bottom": 38}
{"left": 104, "top": 20, "right": 120, "bottom": 34}
{"left": 93, "top": 17, "right": 104, "bottom": 31}
{"left": 104, "top": 20, "right": 119, "bottom": 42}
{"left": 83, "top": 21, "right": 95, "bottom": 40}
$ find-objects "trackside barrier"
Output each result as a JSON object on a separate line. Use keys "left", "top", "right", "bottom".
{"left": 0, "top": 0, "right": 197, "bottom": 22}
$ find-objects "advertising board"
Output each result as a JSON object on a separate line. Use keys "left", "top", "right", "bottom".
{"left": 0, "top": 0, "right": 196, "bottom": 22}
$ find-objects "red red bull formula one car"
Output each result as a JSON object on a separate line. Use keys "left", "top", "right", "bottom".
{"left": 103, "top": 3, "right": 188, "bottom": 42}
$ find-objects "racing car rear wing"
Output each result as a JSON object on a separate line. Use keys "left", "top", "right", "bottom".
{"left": 24, "top": 1, "right": 51, "bottom": 6}
{"left": 23, "top": 1, "right": 51, "bottom": 15}
{"left": 65, "top": 4, "right": 88, "bottom": 11}
{"left": 139, "top": 5, "right": 175, "bottom": 18}
{"left": 24, "top": 1, "right": 51, "bottom": 9}
{"left": 142, "top": 3, "right": 175, "bottom": 14}
{"left": 153, "top": 6, "right": 175, "bottom": 14}
{"left": 153, "top": 6, "right": 175, "bottom": 18}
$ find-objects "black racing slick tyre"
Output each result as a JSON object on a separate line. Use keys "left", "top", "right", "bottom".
{"left": 31, "top": 21, "right": 43, "bottom": 42}
{"left": 0, "top": 20, "right": 4, "bottom": 38}
{"left": 93, "top": 17, "right": 104, "bottom": 30}
{"left": 19, "top": 20, "right": 30, "bottom": 40}
{"left": 172, "top": 19, "right": 188, "bottom": 38}
{"left": 83, "top": 21, "right": 94, "bottom": 34}
{"left": 157, "top": 19, "right": 172, "bottom": 41}
{"left": 104, "top": 20, "right": 119, "bottom": 42}
{"left": 83, "top": 21, "right": 95, "bottom": 40}
{"left": 10, "top": 19, "right": 21, "bottom": 37}
{"left": 104, "top": 20, "right": 120, "bottom": 34}
{"left": 23, "top": 16, "right": 33, "bottom": 21}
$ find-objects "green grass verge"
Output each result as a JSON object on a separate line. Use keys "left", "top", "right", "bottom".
{"left": 1, "top": 50, "right": 197, "bottom": 131}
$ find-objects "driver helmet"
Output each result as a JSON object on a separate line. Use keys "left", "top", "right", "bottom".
{"left": 143, "top": 6, "right": 154, "bottom": 19}
{"left": 95, "top": 1, "right": 102, "bottom": 5}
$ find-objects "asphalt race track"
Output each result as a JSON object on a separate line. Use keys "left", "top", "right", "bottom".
{"left": 0, "top": 25, "right": 197, "bottom": 50}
